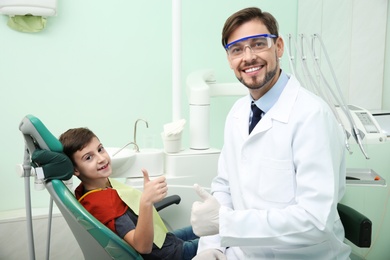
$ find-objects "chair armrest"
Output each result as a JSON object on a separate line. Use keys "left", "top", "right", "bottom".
{"left": 337, "top": 203, "right": 372, "bottom": 247}
{"left": 154, "top": 195, "right": 181, "bottom": 211}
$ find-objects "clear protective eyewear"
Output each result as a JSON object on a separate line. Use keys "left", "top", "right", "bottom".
{"left": 225, "top": 34, "right": 277, "bottom": 59}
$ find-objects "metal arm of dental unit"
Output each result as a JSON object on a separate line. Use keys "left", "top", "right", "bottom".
{"left": 284, "top": 33, "right": 387, "bottom": 159}
{"left": 187, "top": 69, "right": 248, "bottom": 150}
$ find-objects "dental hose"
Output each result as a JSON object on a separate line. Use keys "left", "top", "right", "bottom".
{"left": 313, "top": 33, "right": 369, "bottom": 159}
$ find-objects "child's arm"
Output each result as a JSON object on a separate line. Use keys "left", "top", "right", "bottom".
{"left": 122, "top": 169, "right": 168, "bottom": 254}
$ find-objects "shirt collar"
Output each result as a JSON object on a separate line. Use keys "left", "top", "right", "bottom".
{"left": 253, "top": 70, "right": 289, "bottom": 113}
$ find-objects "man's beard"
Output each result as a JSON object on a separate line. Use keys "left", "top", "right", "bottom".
{"left": 238, "top": 54, "right": 279, "bottom": 90}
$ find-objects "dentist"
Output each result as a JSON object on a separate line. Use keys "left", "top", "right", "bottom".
{"left": 191, "top": 7, "right": 351, "bottom": 260}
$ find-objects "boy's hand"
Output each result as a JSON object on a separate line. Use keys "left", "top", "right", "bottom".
{"left": 141, "top": 168, "right": 167, "bottom": 205}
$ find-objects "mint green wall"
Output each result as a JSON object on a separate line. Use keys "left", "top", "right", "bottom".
{"left": 0, "top": 0, "right": 173, "bottom": 211}
{"left": 0, "top": 0, "right": 298, "bottom": 212}
{"left": 383, "top": 2, "right": 390, "bottom": 110}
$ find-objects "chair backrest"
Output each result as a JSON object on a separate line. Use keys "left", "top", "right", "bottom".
{"left": 46, "top": 179, "right": 142, "bottom": 260}
{"left": 337, "top": 203, "right": 372, "bottom": 248}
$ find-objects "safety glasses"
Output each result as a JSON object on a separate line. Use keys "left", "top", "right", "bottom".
{"left": 225, "top": 34, "right": 277, "bottom": 59}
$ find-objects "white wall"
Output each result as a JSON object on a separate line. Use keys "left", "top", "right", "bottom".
{"left": 297, "top": 0, "right": 388, "bottom": 110}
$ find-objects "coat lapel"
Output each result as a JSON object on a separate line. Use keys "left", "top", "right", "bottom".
{"left": 242, "top": 75, "right": 300, "bottom": 136}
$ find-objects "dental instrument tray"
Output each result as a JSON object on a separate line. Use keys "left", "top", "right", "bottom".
{"left": 346, "top": 168, "right": 386, "bottom": 186}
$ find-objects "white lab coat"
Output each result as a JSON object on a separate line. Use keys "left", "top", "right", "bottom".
{"left": 198, "top": 75, "right": 351, "bottom": 259}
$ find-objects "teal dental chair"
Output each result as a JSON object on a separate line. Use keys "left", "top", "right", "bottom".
{"left": 19, "top": 115, "right": 180, "bottom": 260}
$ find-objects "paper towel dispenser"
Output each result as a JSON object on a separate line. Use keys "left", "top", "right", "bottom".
{"left": 0, "top": 0, "right": 57, "bottom": 17}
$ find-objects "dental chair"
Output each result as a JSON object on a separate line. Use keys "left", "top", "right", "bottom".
{"left": 338, "top": 203, "right": 372, "bottom": 248}
{"left": 19, "top": 115, "right": 180, "bottom": 260}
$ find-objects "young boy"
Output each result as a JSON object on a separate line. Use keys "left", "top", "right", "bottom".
{"left": 59, "top": 127, "right": 198, "bottom": 260}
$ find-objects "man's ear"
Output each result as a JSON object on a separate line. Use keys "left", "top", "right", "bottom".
{"left": 276, "top": 37, "right": 284, "bottom": 58}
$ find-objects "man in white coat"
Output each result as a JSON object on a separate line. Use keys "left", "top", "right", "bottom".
{"left": 191, "top": 7, "right": 352, "bottom": 260}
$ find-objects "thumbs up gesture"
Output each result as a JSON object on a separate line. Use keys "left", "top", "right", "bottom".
{"left": 141, "top": 168, "right": 167, "bottom": 205}
{"left": 190, "top": 184, "right": 220, "bottom": 236}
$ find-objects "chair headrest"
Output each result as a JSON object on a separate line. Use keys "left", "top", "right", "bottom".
{"left": 32, "top": 149, "right": 74, "bottom": 181}
{"left": 19, "top": 114, "right": 73, "bottom": 181}
{"left": 19, "top": 114, "right": 63, "bottom": 154}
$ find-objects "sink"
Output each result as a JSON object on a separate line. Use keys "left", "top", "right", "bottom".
{"left": 127, "top": 148, "right": 164, "bottom": 177}
{"left": 106, "top": 147, "right": 164, "bottom": 178}
{"left": 106, "top": 147, "right": 136, "bottom": 177}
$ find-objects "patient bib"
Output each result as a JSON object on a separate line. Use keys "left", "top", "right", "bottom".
{"left": 109, "top": 178, "right": 168, "bottom": 248}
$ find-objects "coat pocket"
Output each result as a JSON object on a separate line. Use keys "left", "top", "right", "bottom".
{"left": 256, "top": 158, "right": 295, "bottom": 203}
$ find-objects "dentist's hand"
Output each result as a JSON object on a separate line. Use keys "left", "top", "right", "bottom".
{"left": 192, "top": 249, "right": 227, "bottom": 260}
{"left": 190, "top": 184, "right": 220, "bottom": 236}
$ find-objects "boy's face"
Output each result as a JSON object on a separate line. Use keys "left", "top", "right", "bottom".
{"left": 73, "top": 136, "right": 112, "bottom": 182}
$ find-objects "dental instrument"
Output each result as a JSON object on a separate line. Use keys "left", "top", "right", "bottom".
{"left": 286, "top": 33, "right": 353, "bottom": 154}
{"left": 284, "top": 33, "right": 387, "bottom": 159}
{"left": 312, "top": 33, "right": 370, "bottom": 158}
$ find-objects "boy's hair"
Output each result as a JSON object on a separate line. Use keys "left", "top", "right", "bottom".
{"left": 221, "top": 7, "right": 279, "bottom": 48}
{"left": 59, "top": 127, "right": 98, "bottom": 165}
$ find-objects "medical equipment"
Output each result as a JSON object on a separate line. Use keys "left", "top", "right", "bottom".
{"left": 0, "top": 0, "right": 57, "bottom": 16}
{"left": 187, "top": 69, "right": 248, "bottom": 149}
{"left": 372, "top": 111, "right": 390, "bottom": 137}
{"left": 284, "top": 33, "right": 387, "bottom": 159}
{"left": 18, "top": 114, "right": 180, "bottom": 260}
{"left": 336, "top": 105, "right": 386, "bottom": 144}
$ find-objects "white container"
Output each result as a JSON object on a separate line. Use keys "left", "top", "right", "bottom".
{"left": 161, "top": 132, "right": 182, "bottom": 153}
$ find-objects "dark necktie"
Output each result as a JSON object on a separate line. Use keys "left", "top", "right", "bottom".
{"left": 249, "top": 103, "right": 263, "bottom": 134}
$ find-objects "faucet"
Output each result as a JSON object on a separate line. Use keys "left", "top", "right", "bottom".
{"left": 112, "top": 119, "right": 148, "bottom": 156}
{"left": 112, "top": 142, "right": 139, "bottom": 157}
{"left": 133, "top": 118, "right": 148, "bottom": 149}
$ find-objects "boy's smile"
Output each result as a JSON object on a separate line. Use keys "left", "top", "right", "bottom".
{"left": 73, "top": 136, "right": 112, "bottom": 190}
